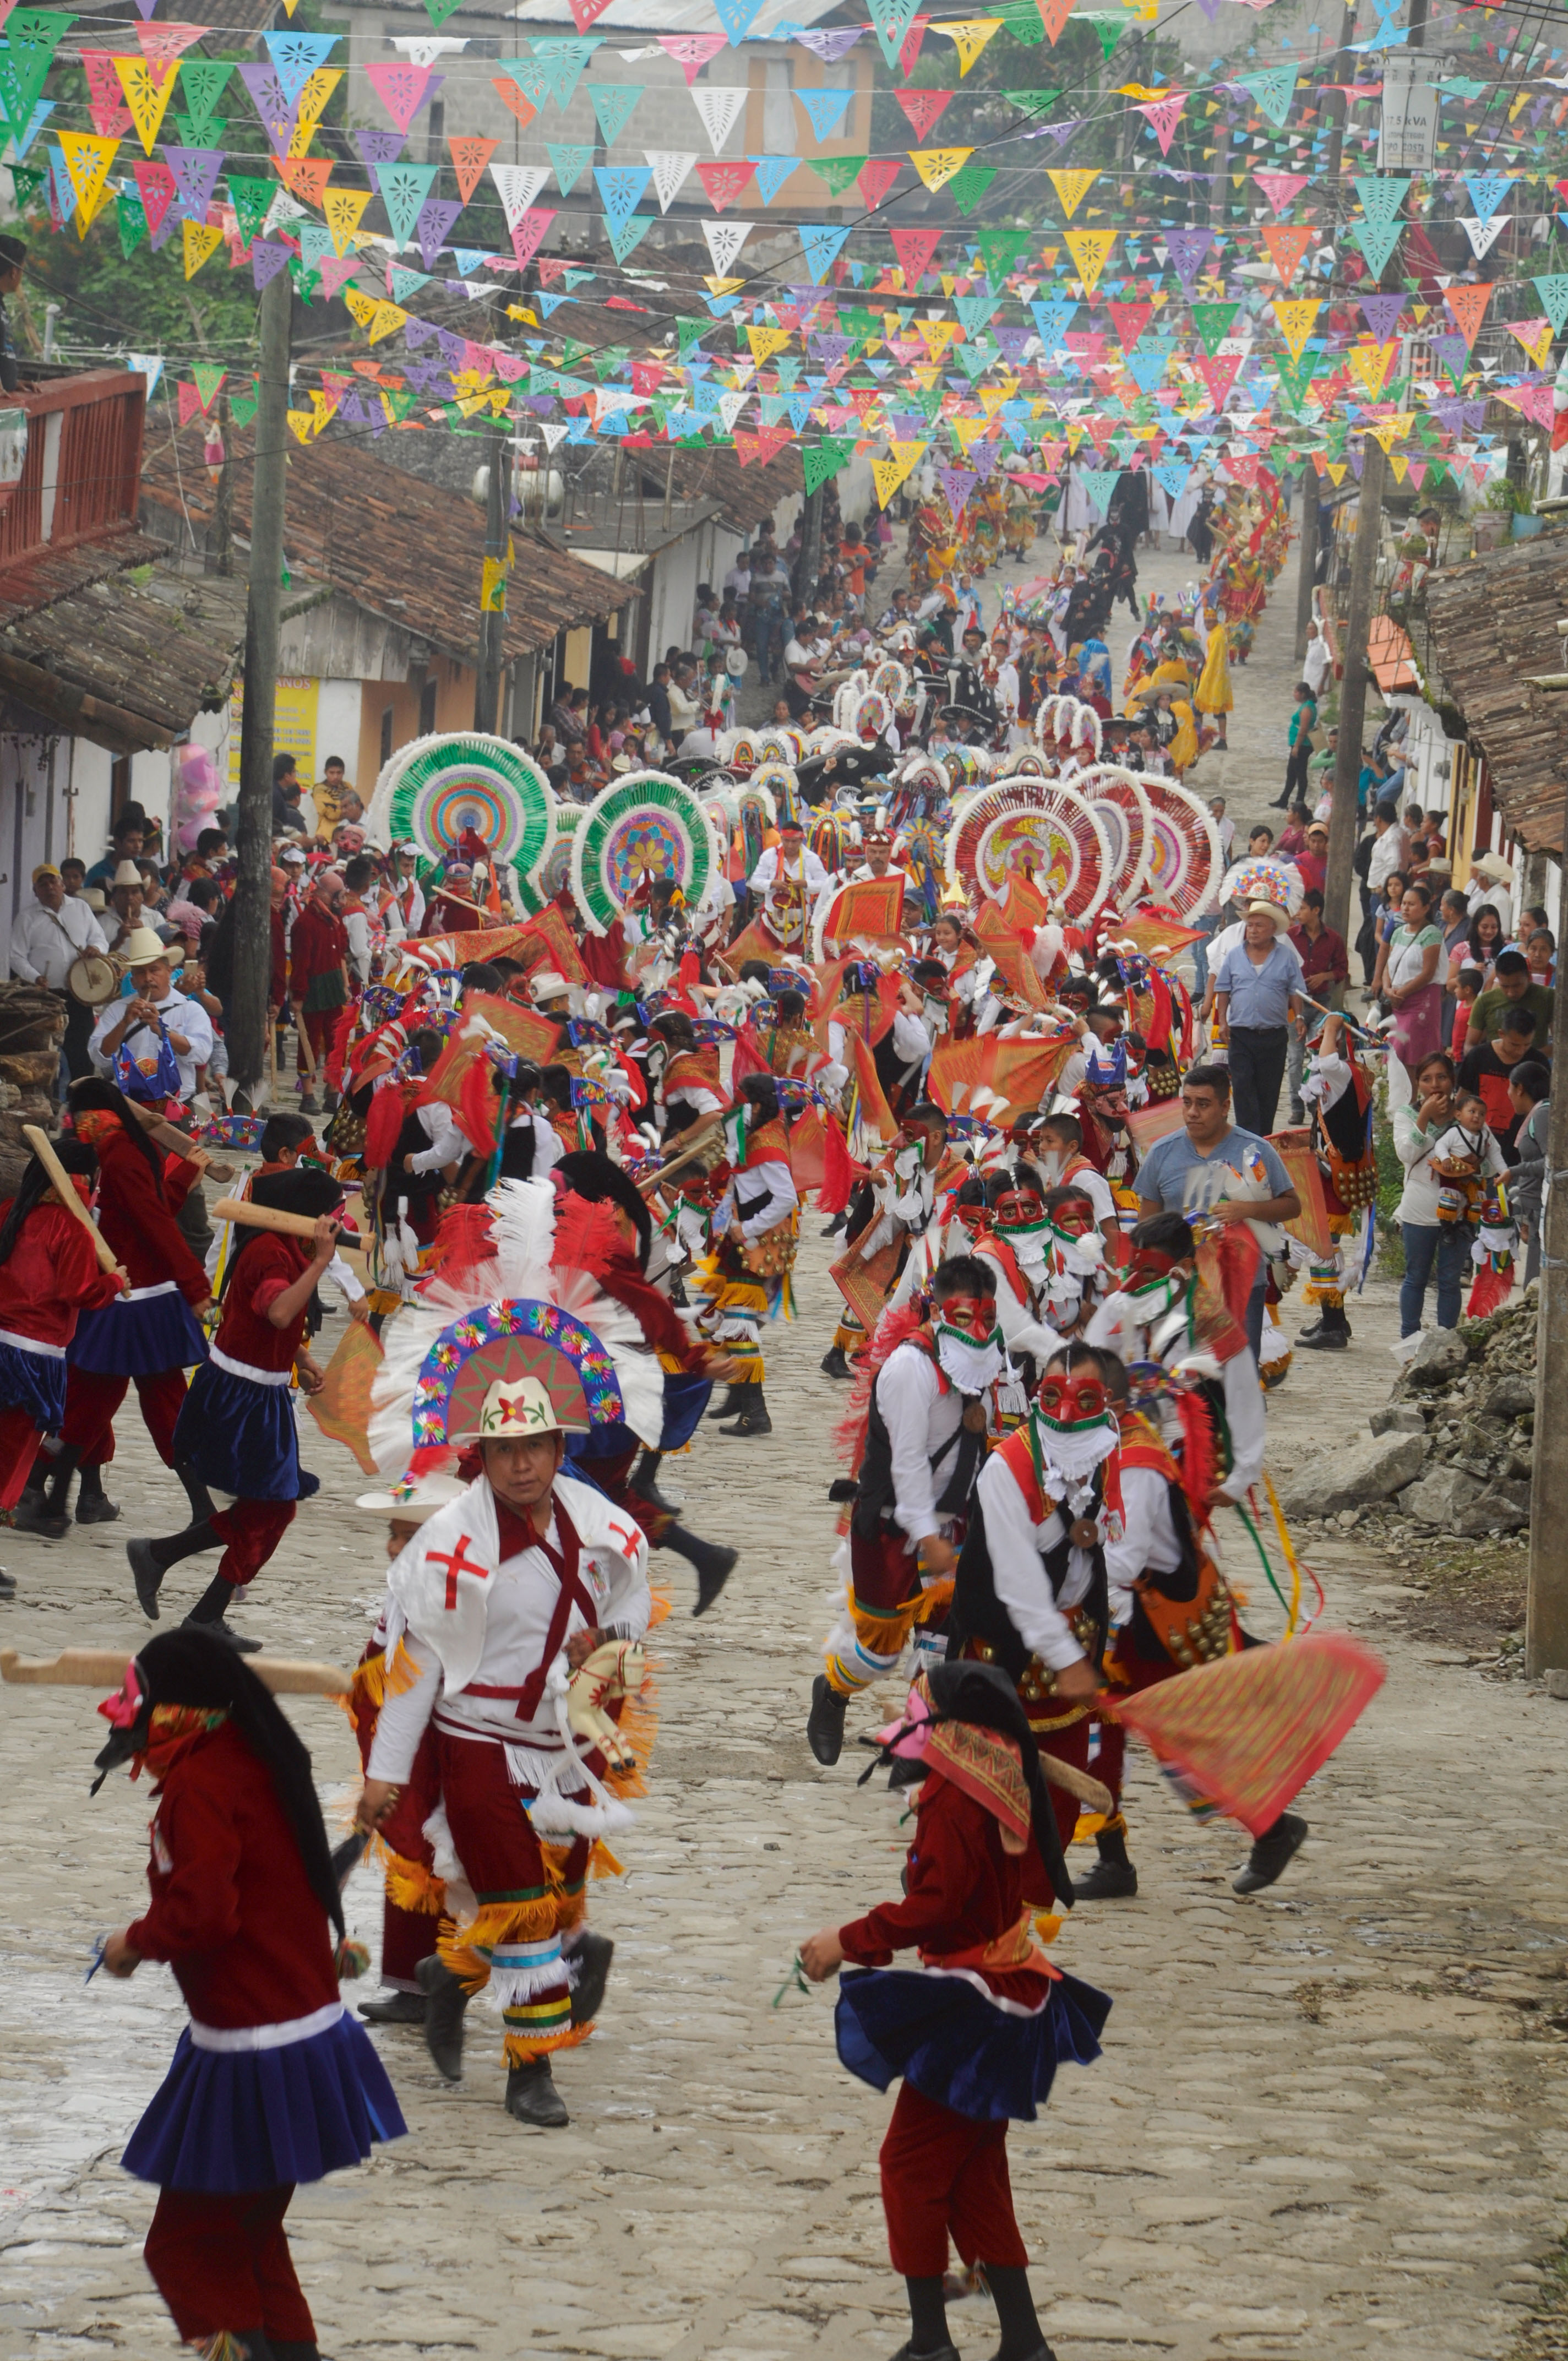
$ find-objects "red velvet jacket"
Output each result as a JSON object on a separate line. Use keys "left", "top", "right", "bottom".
{"left": 0, "top": 1199, "right": 122, "bottom": 1346}
{"left": 74, "top": 1118, "right": 209, "bottom": 1304}
{"left": 839, "top": 1773, "right": 1049, "bottom": 2007}
{"left": 126, "top": 1720, "right": 340, "bottom": 2031}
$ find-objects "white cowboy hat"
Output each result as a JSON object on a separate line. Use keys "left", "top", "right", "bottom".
{"left": 353, "top": 1473, "right": 470, "bottom": 1524}
{"left": 112, "top": 858, "right": 144, "bottom": 889}
{"left": 1471, "top": 852, "right": 1513, "bottom": 885}
{"left": 123, "top": 927, "right": 171, "bottom": 966}
{"left": 1246, "top": 899, "right": 1291, "bottom": 932}
{"left": 530, "top": 970, "right": 571, "bottom": 1005}
{"left": 454, "top": 1372, "right": 578, "bottom": 1444}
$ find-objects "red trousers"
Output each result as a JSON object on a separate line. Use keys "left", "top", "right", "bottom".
{"left": 383, "top": 1894, "right": 436, "bottom": 1987}
{"left": 143, "top": 2183, "right": 313, "bottom": 2343}
{"left": 880, "top": 2081, "right": 1028, "bottom": 2278}
{"left": 212, "top": 1499, "right": 296, "bottom": 1588}
{"left": 0, "top": 1404, "right": 41, "bottom": 1508}
{"left": 62, "top": 1364, "right": 188, "bottom": 1470}
{"left": 297, "top": 1003, "right": 338, "bottom": 1080}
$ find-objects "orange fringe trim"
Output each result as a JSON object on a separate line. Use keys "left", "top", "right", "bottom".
{"left": 351, "top": 1635, "right": 422, "bottom": 1712}
{"left": 649, "top": 1581, "right": 673, "bottom": 1629}
{"left": 438, "top": 1895, "right": 560, "bottom": 1993}
{"left": 911, "top": 1579, "right": 955, "bottom": 1624}
{"left": 602, "top": 1672, "right": 660, "bottom": 1801}
{"left": 380, "top": 1846, "right": 446, "bottom": 1917}
{"left": 503, "top": 2020, "right": 595, "bottom": 2068}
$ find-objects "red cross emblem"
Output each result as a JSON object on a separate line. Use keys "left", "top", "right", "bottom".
{"left": 427, "top": 1533, "right": 490, "bottom": 1611}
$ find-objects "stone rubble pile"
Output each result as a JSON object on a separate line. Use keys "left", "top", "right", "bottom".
{"left": 1277, "top": 1291, "right": 1538, "bottom": 1539}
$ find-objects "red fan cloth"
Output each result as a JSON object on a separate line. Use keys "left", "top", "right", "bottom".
{"left": 1112, "top": 1630, "right": 1385, "bottom": 1836}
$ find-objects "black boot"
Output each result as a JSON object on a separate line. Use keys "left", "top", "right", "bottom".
{"left": 630, "top": 1448, "right": 678, "bottom": 1514}
{"left": 1296, "top": 1303, "right": 1351, "bottom": 1350}
{"left": 665, "top": 1524, "right": 737, "bottom": 1615}
{"left": 1294, "top": 1313, "right": 1324, "bottom": 1343}
{"left": 568, "top": 1929, "right": 614, "bottom": 2027}
{"left": 12, "top": 1483, "right": 67, "bottom": 1541}
{"left": 357, "top": 1988, "right": 427, "bottom": 2026}
{"left": 270, "top": 2343, "right": 325, "bottom": 2360}
{"left": 128, "top": 1521, "right": 219, "bottom": 1622}
{"left": 821, "top": 1210, "right": 848, "bottom": 1239}
{"left": 74, "top": 1462, "right": 120, "bottom": 1526}
{"left": 1071, "top": 1823, "right": 1139, "bottom": 1901}
{"left": 820, "top": 1344, "right": 854, "bottom": 1380}
{"left": 505, "top": 2055, "right": 569, "bottom": 2126}
{"left": 1233, "top": 1810, "right": 1308, "bottom": 1895}
{"left": 988, "top": 2262, "right": 1055, "bottom": 2361}
{"left": 807, "top": 1673, "right": 848, "bottom": 1766}
{"left": 706, "top": 1384, "right": 751, "bottom": 1422}
{"left": 175, "top": 1456, "right": 216, "bottom": 1522}
{"left": 719, "top": 1383, "right": 772, "bottom": 1438}
{"left": 416, "top": 1954, "right": 471, "bottom": 2081}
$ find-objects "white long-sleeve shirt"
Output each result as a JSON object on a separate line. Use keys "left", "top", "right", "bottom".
{"left": 9, "top": 893, "right": 107, "bottom": 987}
{"left": 90, "top": 987, "right": 214, "bottom": 1102}
{"left": 875, "top": 1340, "right": 967, "bottom": 1546}
{"left": 973, "top": 1448, "right": 1091, "bottom": 1672}
{"left": 369, "top": 1482, "right": 651, "bottom": 1777}
{"left": 974, "top": 1247, "right": 1065, "bottom": 1366}
{"left": 716, "top": 1155, "right": 798, "bottom": 1241}
{"left": 1104, "top": 1461, "right": 1184, "bottom": 1628}
{"left": 406, "top": 1099, "right": 467, "bottom": 1174}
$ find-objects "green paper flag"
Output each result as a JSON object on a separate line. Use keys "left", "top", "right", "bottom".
{"left": 226, "top": 173, "right": 274, "bottom": 247}
{"left": 230, "top": 393, "right": 259, "bottom": 427}
{"left": 177, "top": 57, "right": 233, "bottom": 134}
{"left": 810, "top": 154, "right": 865, "bottom": 195}
{"left": 0, "top": 10, "right": 74, "bottom": 139}
{"left": 949, "top": 164, "right": 998, "bottom": 216}
{"left": 1076, "top": 14, "right": 1129, "bottom": 62}
{"left": 1190, "top": 300, "right": 1238, "bottom": 355}
{"left": 803, "top": 435, "right": 857, "bottom": 491}
{"left": 116, "top": 189, "right": 147, "bottom": 258}
{"left": 975, "top": 228, "right": 1031, "bottom": 276}
{"left": 587, "top": 81, "right": 641, "bottom": 146}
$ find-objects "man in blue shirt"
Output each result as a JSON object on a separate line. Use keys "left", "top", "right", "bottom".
{"left": 1137, "top": 1063, "right": 1302, "bottom": 1364}
{"left": 1211, "top": 902, "right": 1305, "bottom": 1138}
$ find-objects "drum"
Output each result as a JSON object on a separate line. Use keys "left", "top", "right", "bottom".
{"left": 67, "top": 951, "right": 122, "bottom": 1007}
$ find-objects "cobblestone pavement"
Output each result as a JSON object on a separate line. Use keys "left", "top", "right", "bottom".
{"left": 7, "top": 539, "right": 1568, "bottom": 2361}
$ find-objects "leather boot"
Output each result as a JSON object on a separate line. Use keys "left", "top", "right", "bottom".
{"left": 416, "top": 1954, "right": 471, "bottom": 2080}
{"left": 820, "top": 1344, "right": 854, "bottom": 1380}
{"left": 504, "top": 2055, "right": 569, "bottom": 2126}
{"left": 1234, "top": 1810, "right": 1308, "bottom": 1895}
{"left": 1296, "top": 1303, "right": 1351, "bottom": 1350}
{"left": 75, "top": 1462, "right": 121, "bottom": 1525}
{"left": 705, "top": 1384, "right": 751, "bottom": 1422}
{"left": 718, "top": 1383, "right": 771, "bottom": 1438}
{"left": 357, "top": 1989, "right": 427, "bottom": 2026}
{"left": 41, "top": 1446, "right": 82, "bottom": 1525}
{"left": 567, "top": 1929, "right": 614, "bottom": 2027}
{"left": 1071, "top": 1824, "right": 1139, "bottom": 1901}
{"left": 664, "top": 1525, "right": 737, "bottom": 1614}
{"left": 807, "top": 1673, "right": 848, "bottom": 1766}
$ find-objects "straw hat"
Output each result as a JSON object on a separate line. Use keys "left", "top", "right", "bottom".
{"left": 453, "top": 1373, "right": 574, "bottom": 1445}
{"left": 1472, "top": 851, "right": 1513, "bottom": 885}
{"left": 112, "top": 858, "right": 143, "bottom": 889}
{"left": 1246, "top": 899, "right": 1291, "bottom": 932}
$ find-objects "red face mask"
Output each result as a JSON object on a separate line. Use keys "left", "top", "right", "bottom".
{"left": 992, "top": 1190, "right": 1046, "bottom": 1228}
{"left": 1050, "top": 1195, "right": 1096, "bottom": 1239}
{"left": 1037, "top": 1369, "right": 1108, "bottom": 1428}
{"left": 932, "top": 1291, "right": 996, "bottom": 1343}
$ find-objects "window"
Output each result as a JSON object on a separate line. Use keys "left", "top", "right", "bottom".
{"left": 419, "top": 676, "right": 438, "bottom": 735}
{"left": 380, "top": 706, "right": 394, "bottom": 766}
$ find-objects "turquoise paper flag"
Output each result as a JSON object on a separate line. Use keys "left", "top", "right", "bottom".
{"left": 1464, "top": 171, "right": 1511, "bottom": 220}
{"left": 1534, "top": 274, "right": 1568, "bottom": 333}
{"left": 263, "top": 29, "right": 337, "bottom": 107}
{"left": 594, "top": 162, "right": 651, "bottom": 222}
{"left": 537, "top": 290, "right": 570, "bottom": 315}
{"left": 603, "top": 212, "right": 654, "bottom": 262}
{"left": 1079, "top": 468, "right": 1119, "bottom": 516}
{"left": 389, "top": 264, "right": 431, "bottom": 301}
{"left": 750, "top": 154, "right": 797, "bottom": 203}
{"left": 378, "top": 160, "right": 439, "bottom": 251}
{"left": 1351, "top": 219, "right": 1402, "bottom": 278}
{"left": 1235, "top": 65, "right": 1297, "bottom": 126}
{"left": 547, "top": 142, "right": 592, "bottom": 193}
{"left": 799, "top": 221, "right": 851, "bottom": 282}
{"left": 1353, "top": 173, "right": 1409, "bottom": 225}
{"left": 587, "top": 81, "right": 641, "bottom": 145}
{"left": 529, "top": 37, "right": 603, "bottom": 107}
{"left": 795, "top": 85, "right": 853, "bottom": 140}
{"left": 865, "top": 0, "right": 920, "bottom": 70}
{"left": 712, "top": 0, "right": 765, "bottom": 45}
{"left": 1153, "top": 459, "right": 1190, "bottom": 498}
{"left": 1030, "top": 297, "right": 1075, "bottom": 347}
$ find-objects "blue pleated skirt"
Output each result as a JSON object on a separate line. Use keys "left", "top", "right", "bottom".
{"left": 70, "top": 1290, "right": 208, "bottom": 1378}
{"left": 173, "top": 1364, "right": 318, "bottom": 1503}
{"left": 836, "top": 1963, "right": 1112, "bottom": 2123}
{"left": 122, "top": 2009, "right": 406, "bottom": 2193}
{"left": 658, "top": 1370, "right": 712, "bottom": 1451}
{"left": 0, "top": 1340, "right": 65, "bottom": 1427}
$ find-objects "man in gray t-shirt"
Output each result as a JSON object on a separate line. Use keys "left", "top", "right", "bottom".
{"left": 1137, "top": 1063, "right": 1300, "bottom": 1363}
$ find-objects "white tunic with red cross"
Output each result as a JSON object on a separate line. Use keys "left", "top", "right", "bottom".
{"left": 368, "top": 1472, "right": 651, "bottom": 1786}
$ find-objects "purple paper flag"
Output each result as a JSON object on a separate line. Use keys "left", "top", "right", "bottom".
{"left": 416, "top": 197, "right": 464, "bottom": 271}
{"left": 237, "top": 64, "right": 298, "bottom": 160}
{"left": 355, "top": 127, "right": 405, "bottom": 167}
{"left": 1359, "top": 292, "right": 1406, "bottom": 341}
{"left": 402, "top": 318, "right": 439, "bottom": 352}
{"left": 161, "top": 145, "right": 226, "bottom": 225}
{"left": 1430, "top": 332, "right": 1471, "bottom": 377}
{"left": 970, "top": 442, "right": 999, "bottom": 480}
{"left": 937, "top": 463, "right": 976, "bottom": 520}
{"left": 251, "top": 239, "right": 290, "bottom": 289}
{"left": 1164, "top": 227, "right": 1212, "bottom": 297}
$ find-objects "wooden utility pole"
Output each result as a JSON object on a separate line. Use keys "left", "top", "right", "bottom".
{"left": 474, "top": 417, "right": 512, "bottom": 733}
{"left": 1527, "top": 830, "right": 1568, "bottom": 1674}
{"left": 798, "top": 483, "right": 824, "bottom": 604}
{"left": 229, "top": 266, "right": 292, "bottom": 1096}
{"left": 1294, "top": 463, "right": 1321, "bottom": 662}
{"left": 213, "top": 387, "right": 233, "bottom": 579}
{"left": 1323, "top": 436, "right": 1386, "bottom": 942}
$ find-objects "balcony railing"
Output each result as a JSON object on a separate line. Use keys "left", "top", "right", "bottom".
{"left": 0, "top": 368, "right": 146, "bottom": 573}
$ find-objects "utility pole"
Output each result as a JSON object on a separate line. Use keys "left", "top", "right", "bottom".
{"left": 1294, "top": 463, "right": 1321, "bottom": 661}
{"left": 1527, "top": 825, "right": 1568, "bottom": 1674}
{"left": 1323, "top": 434, "right": 1386, "bottom": 943}
{"left": 474, "top": 416, "right": 512, "bottom": 733}
{"left": 229, "top": 265, "right": 292, "bottom": 1097}
{"left": 213, "top": 385, "right": 233, "bottom": 579}
{"left": 798, "top": 483, "right": 824, "bottom": 605}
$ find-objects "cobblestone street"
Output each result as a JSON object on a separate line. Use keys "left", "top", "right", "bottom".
{"left": 7, "top": 527, "right": 1568, "bottom": 2361}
